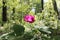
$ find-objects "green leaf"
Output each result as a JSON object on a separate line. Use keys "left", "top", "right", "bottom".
{"left": 13, "top": 24, "right": 25, "bottom": 36}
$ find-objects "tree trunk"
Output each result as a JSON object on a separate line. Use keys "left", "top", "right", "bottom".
{"left": 2, "top": 0, "right": 7, "bottom": 22}
{"left": 52, "top": 0, "right": 59, "bottom": 19}
{"left": 13, "top": 8, "right": 15, "bottom": 13}
{"left": 35, "top": 0, "right": 44, "bottom": 14}
{"left": 41, "top": 0, "right": 44, "bottom": 10}
{"left": 12, "top": 8, "right": 15, "bottom": 20}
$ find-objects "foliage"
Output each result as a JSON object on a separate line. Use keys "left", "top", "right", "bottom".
{"left": 0, "top": 0, "right": 60, "bottom": 40}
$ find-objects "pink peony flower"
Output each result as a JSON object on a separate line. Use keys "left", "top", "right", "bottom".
{"left": 24, "top": 14, "right": 35, "bottom": 23}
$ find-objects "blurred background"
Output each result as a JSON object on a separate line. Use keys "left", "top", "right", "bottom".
{"left": 0, "top": 0, "right": 60, "bottom": 40}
